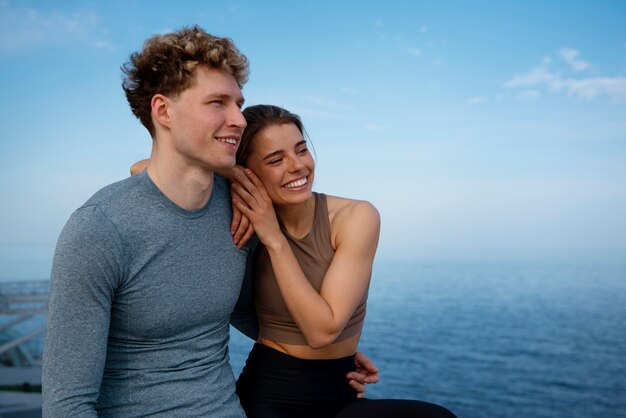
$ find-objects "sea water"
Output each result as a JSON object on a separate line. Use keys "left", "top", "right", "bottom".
{"left": 229, "top": 260, "right": 626, "bottom": 418}
{"left": 3, "top": 259, "right": 625, "bottom": 417}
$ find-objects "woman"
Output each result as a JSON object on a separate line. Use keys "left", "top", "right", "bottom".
{"left": 231, "top": 105, "right": 456, "bottom": 418}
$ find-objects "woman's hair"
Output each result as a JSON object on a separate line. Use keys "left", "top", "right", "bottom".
{"left": 237, "top": 105, "right": 307, "bottom": 165}
{"left": 122, "top": 25, "right": 249, "bottom": 137}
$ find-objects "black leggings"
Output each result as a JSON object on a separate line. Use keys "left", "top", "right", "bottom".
{"left": 236, "top": 343, "right": 457, "bottom": 418}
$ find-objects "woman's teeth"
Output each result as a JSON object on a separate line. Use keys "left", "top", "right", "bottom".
{"left": 284, "top": 178, "right": 308, "bottom": 188}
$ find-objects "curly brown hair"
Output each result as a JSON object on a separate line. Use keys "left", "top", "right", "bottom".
{"left": 122, "top": 25, "right": 249, "bottom": 137}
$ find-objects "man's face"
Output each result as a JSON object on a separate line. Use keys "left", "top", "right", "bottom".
{"left": 167, "top": 65, "right": 246, "bottom": 172}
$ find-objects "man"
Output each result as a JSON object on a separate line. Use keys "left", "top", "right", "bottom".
{"left": 43, "top": 26, "right": 376, "bottom": 417}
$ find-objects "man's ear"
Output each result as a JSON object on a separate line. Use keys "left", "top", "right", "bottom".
{"left": 151, "top": 94, "right": 171, "bottom": 130}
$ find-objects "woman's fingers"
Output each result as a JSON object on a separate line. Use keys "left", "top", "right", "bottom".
{"left": 231, "top": 203, "right": 242, "bottom": 235}
{"left": 231, "top": 189, "right": 253, "bottom": 212}
{"left": 243, "top": 168, "right": 274, "bottom": 201}
{"left": 233, "top": 173, "right": 272, "bottom": 210}
{"left": 243, "top": 168, "right": 264, "bottom": 188}
{"left": 233, "top": 169, "right": 273, "bottom": 210}
{"left": 232, "top": 213, "right": 250, "bottom": 244}
{"left": 231, "top": 188, "right": 256, "bottom": 248}
{"left": 231, "top": 181, "right": 257, "bottom": 207}
{"left": 235, "top": 170, "right": 271, "bottom": 203}
{"left": 233, "top": 171, "right": 258, "bottom": 194}
{"left": 236, "top": 223, "right": 255, "bottom": 249}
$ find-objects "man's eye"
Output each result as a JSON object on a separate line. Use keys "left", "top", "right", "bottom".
{"left": 268, "top": 159, "right": 282, "bottom": 164}
{"left": 297, "top": 148, "right": 309, "bottom": 154}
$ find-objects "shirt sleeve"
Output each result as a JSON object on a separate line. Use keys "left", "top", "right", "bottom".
{"left": 229, "top": 237, "right": 259, "bottom": 340}
{"left": 42, "top": 205, "right": 123, "bottom": 417}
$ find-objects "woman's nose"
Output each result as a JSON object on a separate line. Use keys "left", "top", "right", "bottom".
{"left": 287, "top": 155, "right": 305, "bottom": 172}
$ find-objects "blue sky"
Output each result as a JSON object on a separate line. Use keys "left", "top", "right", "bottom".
{"left": 1, "top": 0, "right": 625, "bottom": 278}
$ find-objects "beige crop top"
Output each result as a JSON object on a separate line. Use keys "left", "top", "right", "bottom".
{"left": 254, "top": 193, "right": 368, "bottom": 345}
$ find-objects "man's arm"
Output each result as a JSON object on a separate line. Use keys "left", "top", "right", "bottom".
{"left": 130, "top": 159, "right": 149, "bottom": 176}
{"left": 42, "top": 206, "right": 122, "bottom": 417}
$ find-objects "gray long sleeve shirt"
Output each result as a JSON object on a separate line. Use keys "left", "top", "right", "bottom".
{"left": 43, "top": 171, "right": 252, "bottom": 417}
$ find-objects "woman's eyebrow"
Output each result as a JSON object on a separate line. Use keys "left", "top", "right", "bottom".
{"left": 262, "top": 140, "right": 307, "bottom": 161}
{"left": 262, "top": 150, "right": 284, "bottom": 161}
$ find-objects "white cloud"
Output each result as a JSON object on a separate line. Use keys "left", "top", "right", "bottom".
{"left": 364, "top": 123, "right": 381, "bottom": 131}
{"left": 407, "top": 47, "right": 421, "bottom": 57}
{"left": 505, "top": 49, "right": 626, "bottom": 101}
{"left": 428, "top": 39, "right": 447, "bottom": 48}
{"left": 558, "top": 48, "right": 591, "bottom": 72}
{"left": 505, "top": 66, "right": 557, "bottom": 88}
{"left": 419, "top": 25, "right": 428, "bottom": 33}
{"left": 563, "top": 77, "right": 626, "bottom": 100}
{"left": 92, "top": 40, "right": 116, "bottom": 51}
{"left": 303, "top": 95, "right": 353, "bottom": 111}
{"left": 516, "top": 90, "right": 540, "bottom": 100}
{"left": 429, "top": 58, "right": 442, "bottom": 67}
{"left": 466, "top": 96, "right": 485, "bottom": 105}
{"left": 340, "top": 87, "right": 358, "bottom": 94}
{"left": 0, "top": 1, "right": 107, "bottom": 52}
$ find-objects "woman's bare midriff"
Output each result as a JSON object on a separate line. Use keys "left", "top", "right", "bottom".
{"left": 258, "top": 333, "right": 360, "bottom": 359}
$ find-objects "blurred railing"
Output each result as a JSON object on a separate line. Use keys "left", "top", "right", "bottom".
{"left": 0, "top": 280, "right": 49, "bottom": 367}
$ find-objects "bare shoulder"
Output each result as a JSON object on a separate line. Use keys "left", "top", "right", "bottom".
{"left": 325, "top": 195, "right": 380, "bottom": 247}
{"left": 326, "top": 194, "right": 379, "bottom": 224}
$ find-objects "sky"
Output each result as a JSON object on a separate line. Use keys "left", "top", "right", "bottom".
{"left": 1, "top": 0, "right": 625, "bottom": 279}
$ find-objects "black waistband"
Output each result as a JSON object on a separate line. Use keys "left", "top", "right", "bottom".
{"left": 236, "top": 343, "right": 359, "bottom": 406}
{"left": 249, "top": 342, "right": 356, "bottom": 370}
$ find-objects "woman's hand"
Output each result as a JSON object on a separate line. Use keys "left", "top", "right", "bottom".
{"left": 231, "top": 168, "right": 284, "bottom": 248}
{"left": 230, "top": 202, "right": 255, "bottom": 249}
{"left": 229, "top": 166, "right": 256, "bottom": 248}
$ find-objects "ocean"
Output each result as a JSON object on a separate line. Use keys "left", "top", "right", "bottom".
{"left": 229, "top": 260, "right": 626, "bottom": 418}
{"left": 3, "top": 260, "right": 626, "bottom": 417}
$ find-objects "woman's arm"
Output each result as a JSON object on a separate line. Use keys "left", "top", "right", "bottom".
{"left": 232, "top": 169, "right": 380, "bottom": 348}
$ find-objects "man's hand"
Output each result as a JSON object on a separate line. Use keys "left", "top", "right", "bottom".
{"left": 346, "top": 351, "right": 379, "bottom": 398}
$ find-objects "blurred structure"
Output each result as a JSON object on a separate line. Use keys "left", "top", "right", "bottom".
{"left": 0, "top": 280, "right": 48, "bottom": 367}
{"left": 0, "top": 280, "right": 47, "bottom": 417}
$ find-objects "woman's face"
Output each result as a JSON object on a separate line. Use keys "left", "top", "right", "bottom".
{"left": 245, "top": 122, "right": 315, "bottom": 206}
